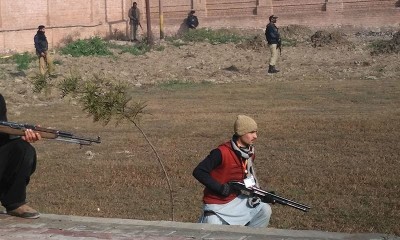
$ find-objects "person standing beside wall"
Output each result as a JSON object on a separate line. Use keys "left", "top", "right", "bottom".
{"left": 186, "top": 10, "right": 199, "bottom": 29}
{"left": 128, "top": 2, "right": 141, "bottom": 41}
{"left": 34, "top": 25, "right": 54, "bottom": 76}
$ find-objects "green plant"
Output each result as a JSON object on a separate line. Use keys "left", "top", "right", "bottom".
{"left": 60, "top": 37, "right": 112, "bottom": 57}
{"left": 13, "top": 52, "right": 35, "bottom": 71}
{"left": 120, "top": 42, "right": 151, "bottom": 55}
{"left": 61, "top": 74, "right": 175, "bottom": 220}
{"left": 169, "top": 28, "right": 245, "bottom": 45}
{"left": 282, "top": 38, "right": 297, "bottom": 47}
{"left": 59, "top": 70, "right": 82, "bottom": 97}
{"left": 31, "top": 73, "right": 48, "bottom": 93}
{"left": 154, "top": 45, "right": 165, "bottom": 51}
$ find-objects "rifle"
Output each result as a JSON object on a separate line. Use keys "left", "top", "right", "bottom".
{"left": 277, "top": 39, "right": 282, "bottom": 56}
{"left": 130, "top": 17, "right": 143, "bottom": 31}
{"left": 229, "top": 181, "right": 311, "bottom": 212}
{"left": 0, "top": 121, "right": 101, "bottom": 147}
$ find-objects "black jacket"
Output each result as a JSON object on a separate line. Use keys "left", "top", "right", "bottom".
{"left": 265, "top": 22, "right": 280, "bottom": 45}
{"left": 187, "top": 15, "right": 199, "bottom": 29}
{"left": 34, "top": 32, "right": 48, "bottom": 55}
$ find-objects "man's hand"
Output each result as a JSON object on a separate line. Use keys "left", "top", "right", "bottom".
{"left": 263, "top": 191, "right": 276, "bottom": 204}
{"left": 220, "top": 183, "right": 241, "bottom": 197}
{"left": 22, "top": 129, "right": 42, "bottom": 143}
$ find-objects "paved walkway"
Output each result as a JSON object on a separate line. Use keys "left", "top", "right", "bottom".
{"left": 0, "top": 213, "right": 398, "bottom": 240}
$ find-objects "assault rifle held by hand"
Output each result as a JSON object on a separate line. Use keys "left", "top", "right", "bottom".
{"left": 0, "top": 121, "right": 101, "bottom": 147}
{"left": 277, "top": 39, "right": 282, "bottom": 56}
{"left": 229, "top": 181, "right": 311, "bottom": 212}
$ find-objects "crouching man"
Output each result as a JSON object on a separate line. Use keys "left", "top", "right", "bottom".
{"left": 193, "top": 115, "right": 272, "bottom": 227}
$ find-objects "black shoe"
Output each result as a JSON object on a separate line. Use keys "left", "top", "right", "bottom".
{"left": 268, "top": 65, "right": 279, "bottom": 74}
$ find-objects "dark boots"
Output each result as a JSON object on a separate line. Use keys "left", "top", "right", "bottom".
{"left": 268, "top": 65, "right": 280, "bottom": 74}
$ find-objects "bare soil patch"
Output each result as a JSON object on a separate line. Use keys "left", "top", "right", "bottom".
{"left": 0, "top": 26, "right": 399, "bottom": 236}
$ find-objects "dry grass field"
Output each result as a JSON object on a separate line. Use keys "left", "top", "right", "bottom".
{"left": 1, "top": 26, "right": 399, "bottom": 236}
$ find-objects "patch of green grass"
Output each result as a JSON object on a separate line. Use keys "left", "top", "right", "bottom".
{"left": 121, "top": 43, "right": 151, "bottom": 56}
{"left": 13, "top": 52, "right": 35, "bottom": 71}
{"left": 168, "top": 28, "right": 245, "bottom": 45}
{"left": 369, "top": 39, "right": 389, "bottom": 53}
{"left": 282, "top": 38, "right": 298, "bottom": 47}
{"left": 60, "top": 37, "right": 112, "bottom": 57}
{"left": 154, "top": 45, "right": 165, "bottom": 51}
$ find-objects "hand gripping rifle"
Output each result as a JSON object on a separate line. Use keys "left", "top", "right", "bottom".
{"left": 229, "top": 181, "right": 311, "bottom": 212}
{"left": 0, "top": 121, "right": 101, "bottom": 147}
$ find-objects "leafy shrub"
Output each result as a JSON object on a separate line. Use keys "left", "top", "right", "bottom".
{"left": 60, "top": 37, "right": 112, "bottom": 57}
{"left": 32, "top": 73, "right": 48, "bottom": 93}
{"left": 13, "top": 52, "right": 35, "bottom": 71}
{"left": 59, "top": 70, "right": 82, "bottom": 97}
{"left": 370, "top": 31, "right": 400, "bottom": 55}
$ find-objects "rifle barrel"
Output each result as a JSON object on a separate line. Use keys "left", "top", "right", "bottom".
{"left": 230, "top": 181, "right": 311, "bottom": 212}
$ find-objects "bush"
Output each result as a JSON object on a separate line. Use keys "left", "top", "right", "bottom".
{"left": 370, "top": 31, "right": 400, "bottom": 55}
{"left": 13, "top": 52, "right": 35, "bottom": 71}
{"left": 60, "top": 37, "right": 112, "bottom": 57}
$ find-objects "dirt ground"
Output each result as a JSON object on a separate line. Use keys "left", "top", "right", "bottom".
{"left": 0, "top": 26, "right": 399, "bottom": 235}
{"left": 1, "top": 25, "right": 398, "bottom": 102}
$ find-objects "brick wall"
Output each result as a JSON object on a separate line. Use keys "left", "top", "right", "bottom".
{"left": 0, "top": 0, "right": 399, "bottom": 52}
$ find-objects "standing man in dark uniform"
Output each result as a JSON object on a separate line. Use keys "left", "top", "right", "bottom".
{"left": 265, "top": 15, "right": 281, "bottom": 74}
{"left": 34, "top": 25, "right": 54, "bottom": 75}
{"left": 186, "top": 10, "right": 199, "bottom": 29}
{"left": 128, "top": 2, "right": 141, "bottom": 41}
{"left": 0, "top": 94, "right": 42, "bottom": 219}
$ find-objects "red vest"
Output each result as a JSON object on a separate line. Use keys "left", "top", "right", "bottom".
{"left": 203, "top": 141, "right": 247, "bottom": 204}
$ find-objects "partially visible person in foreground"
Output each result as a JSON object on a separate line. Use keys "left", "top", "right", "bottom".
{"left": 193, "top": 115, "right": 272, "bottom": 227}
{"left": 0, "top": 93, "right": 42, "bottom": 219}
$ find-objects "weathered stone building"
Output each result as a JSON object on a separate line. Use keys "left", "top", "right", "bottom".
{"left": 0, "top": 0, "right": 399, "bottom": 52}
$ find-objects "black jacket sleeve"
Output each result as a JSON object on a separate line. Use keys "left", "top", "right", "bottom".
{"left": 193, "top": 148, "right": 224, "bottom": 194}
{"left": 0, "top": 94, "right": 9, "bottom": 146}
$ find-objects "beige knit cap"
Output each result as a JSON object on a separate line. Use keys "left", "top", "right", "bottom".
{"left": 234, "top": 115, "right": 257, "bottom": 136}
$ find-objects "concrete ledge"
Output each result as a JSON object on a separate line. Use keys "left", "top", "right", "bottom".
{"left": 1, "top": 213, "right": 398, "bottom": 240}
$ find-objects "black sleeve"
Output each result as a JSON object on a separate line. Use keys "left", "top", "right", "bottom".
{"left": 0, "top": 94, "right": 9, "bottom": 146}
{"left": 0, "top": 94, "right": 7, "bottom": 121}
{"left": 193, "top": 148, "right": 224, "bottom": 194}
